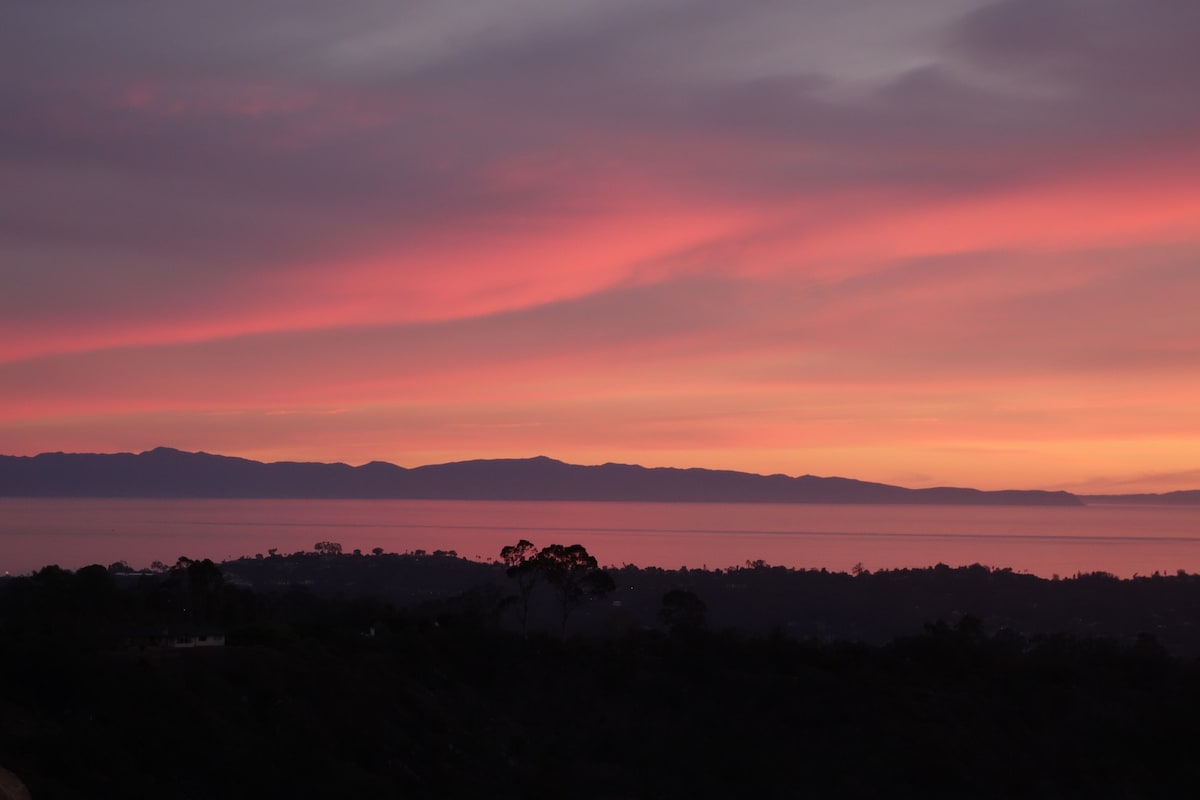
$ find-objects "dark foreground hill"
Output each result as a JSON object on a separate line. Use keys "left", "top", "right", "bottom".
{"left": 0, "top": 447, "right": 1081, "bottom": 505}
{"left": 2, "top": 555, "right": 1200, "bottom": 798}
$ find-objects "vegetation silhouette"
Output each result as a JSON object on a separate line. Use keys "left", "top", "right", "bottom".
{"left": 4, "top": 548, "right": 1200, "bottom": 795}
{"left": 499, "top": 541, "right": 615, "bottom": 637}
{"left": 500, "top": 539, "right": 540, "bottom": 636}
{"left": 528, "top": 543, "right": 615, "bottom": 637}
{"left": 659, "top": 588, "right": 708, "bottom": 635}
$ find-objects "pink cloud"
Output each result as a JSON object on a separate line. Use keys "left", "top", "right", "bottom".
{"left": 3, "top": 0, "right": 1199, "bottom": 492}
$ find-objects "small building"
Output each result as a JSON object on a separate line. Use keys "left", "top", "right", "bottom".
{"left": 171, "top": 631, "right": 226, "bottom": 648}
{"left": 126, "top": 626, "right": 226, "bottom": 649}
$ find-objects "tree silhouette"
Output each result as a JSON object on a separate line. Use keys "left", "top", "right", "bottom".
{"left": 500, "top": 539, "right": 541, "bottom": 636}
{"left": 536, "top": 543, "right": 615, "bottom": 637}
{"left": 164, "top": 556, "right": 225, "bottom": 625}
{"left": 659, "top": 589, "right": 707, "bottom": 635}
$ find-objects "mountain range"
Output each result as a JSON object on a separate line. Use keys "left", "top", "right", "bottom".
{"left": 0, "top": 447, "right": 1104, "bottom": 505}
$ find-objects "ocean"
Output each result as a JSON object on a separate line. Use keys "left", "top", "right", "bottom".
{"left": 3, "top": 497, "right": 1199, "bottom": 578}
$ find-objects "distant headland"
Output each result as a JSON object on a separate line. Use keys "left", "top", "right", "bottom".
{"left": 0, "top": 446, "right": 1104, "bottom": 505}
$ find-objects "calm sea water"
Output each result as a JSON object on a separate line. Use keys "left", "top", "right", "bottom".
{"left": 1, "top": 498, "right": 1199, "bottom": 578}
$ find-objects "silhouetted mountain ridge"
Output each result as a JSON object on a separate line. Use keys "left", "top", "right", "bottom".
{"left": 0, "top": 447, "right": 1083, "bottom": 505}
{"left": 1081, "top": 490, "right": 1200, "bottom": 505}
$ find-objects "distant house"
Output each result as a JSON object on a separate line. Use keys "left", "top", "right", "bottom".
{"left": 127, "top": 627, "right": 226, "bottom": 649}
{"left": 171, "top": 631, "right": 225, "bottom": 648}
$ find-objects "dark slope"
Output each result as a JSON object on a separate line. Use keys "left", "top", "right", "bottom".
{"left": 0, "top": 447, "right": 1081, "bottom": 505}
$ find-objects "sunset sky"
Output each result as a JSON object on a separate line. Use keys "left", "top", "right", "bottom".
{"left": 3, "top": 0, "right": 1199, "bottom": 493}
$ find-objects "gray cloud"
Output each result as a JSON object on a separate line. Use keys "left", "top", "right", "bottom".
{"left": 950, "top": 0, "right": 1200, "bottom": 134}
{"left": 3, "top": 0, "right": 1197, "bottom": 353}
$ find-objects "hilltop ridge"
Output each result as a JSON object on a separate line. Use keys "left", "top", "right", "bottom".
{"left": 0, "top": 447, "right": 1082, "bottom": 505}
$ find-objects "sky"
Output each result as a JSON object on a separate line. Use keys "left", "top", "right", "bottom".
{"left": 2, "top": 0, "right": 1199, "bottom": 493}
